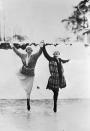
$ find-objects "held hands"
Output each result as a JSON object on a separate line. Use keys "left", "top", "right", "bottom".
{"left": 10, "top": 40, "right": 14, "bottom": 48}
{"left": 39, "top": 40, "right": 45, "bottom": 47}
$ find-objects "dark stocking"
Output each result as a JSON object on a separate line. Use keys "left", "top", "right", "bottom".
{"left": 27, "top": 98, "right": 30, "bottom": 111}
{"left": 53, "top": 90, "right": 59, "bottom": 112}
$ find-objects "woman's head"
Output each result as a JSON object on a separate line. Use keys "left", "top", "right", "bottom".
{"left": 25, "top": 46, "right": 33, "bottom": 54}
{"left": 53, "top": 51, "right": 60, "bottom": 58}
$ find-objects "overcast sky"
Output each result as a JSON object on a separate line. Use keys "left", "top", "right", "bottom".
{"left": 0, "top": 0, "right": 81, "bottom": 42}
{"left": 0, "top": 0, "right": 90, "bottom": 99}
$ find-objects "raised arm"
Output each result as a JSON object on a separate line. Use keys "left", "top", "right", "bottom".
{"left": 33, "top": 47, "right": 42, "bottom": 59}
{"left": 12, "top": 45, "right": 23, "bottom": 58}
{"left": 42, "top": 45, "right": 53, "bottom": 61}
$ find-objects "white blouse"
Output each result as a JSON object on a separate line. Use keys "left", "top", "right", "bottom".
{"left": 26, "top": 55, "right": 29, "bottom": 66}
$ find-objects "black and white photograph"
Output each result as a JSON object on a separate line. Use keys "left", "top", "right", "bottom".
{"left": 0, "top": 0, "right": 90, "bottom": 131}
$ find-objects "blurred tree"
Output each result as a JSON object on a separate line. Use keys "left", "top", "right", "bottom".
{"left": 61, "top": 0, "right": 90, "bottom": 33}
{"left": 61, "top": 0, "right": 90, "bottom": 47}
{"left": 13, "top": 34, "right": 27, "bottom": 42}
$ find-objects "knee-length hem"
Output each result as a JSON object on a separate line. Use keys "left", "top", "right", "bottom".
{"left": 42, "top": 45, "right": 68, "bottom": 91}
{"left": 17, "top": 70, "right": 34, "bottom": 93}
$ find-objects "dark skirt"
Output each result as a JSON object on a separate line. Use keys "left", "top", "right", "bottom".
{"left": 46, "top": 75, "right": 60, "bottom": 92}
{"left": 46, "top": 75, "right": 66, "bottom": 92}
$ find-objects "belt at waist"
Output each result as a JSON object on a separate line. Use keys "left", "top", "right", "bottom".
{"left": 23, "top": 66, "right": 34, "bottom": 70}
{"left": 21, "top": 66, "right": 35, "bottom": 76}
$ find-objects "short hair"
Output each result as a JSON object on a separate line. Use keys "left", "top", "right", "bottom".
{"left": 40, "top": 40, "right": 44, "bottom": 43}
{"left": 53, "top": 51, "right": 60, "bottom": 56}
{"left": 25, "top": 46, "right": 33, "bottom": 52}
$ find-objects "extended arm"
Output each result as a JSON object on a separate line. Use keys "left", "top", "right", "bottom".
{"left": 12, "top": 46, "right": 23, "bottom": 58}
{"left": 42, "top": 45, "right": 53, "bottom": 61}
{"left": 33, "top": 47, "right": 43, "bottom": 59}
{"left": 60, "top": 58, "right": 70, "bottom": 63}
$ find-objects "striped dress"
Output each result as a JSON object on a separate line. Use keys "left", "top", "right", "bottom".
{"left": 47, "top": 60, "right": 60, "bottom": 91}
{"left": 42, "top": 46, "right": 69, "bottom": 92}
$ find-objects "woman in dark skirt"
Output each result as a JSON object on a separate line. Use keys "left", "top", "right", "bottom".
{"left": 42, "top": 41, "right": 70, "bottom": 112}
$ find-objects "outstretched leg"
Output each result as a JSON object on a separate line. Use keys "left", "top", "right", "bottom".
{"left": 26, "top": 77, "right": 34, "bottom": 111}
{"left": 53, "top": 90, "right": 59, "bottom": 112}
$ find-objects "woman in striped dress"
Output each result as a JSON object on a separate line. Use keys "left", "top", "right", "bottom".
{"left": 42, "top": 41, "right": 70, "bottom": 112}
